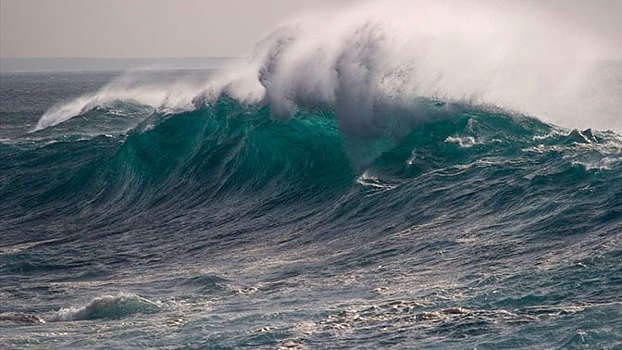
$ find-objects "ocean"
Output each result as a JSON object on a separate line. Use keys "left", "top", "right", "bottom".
{"left": 1, "top": 4, "right": 622, "bottom": 348}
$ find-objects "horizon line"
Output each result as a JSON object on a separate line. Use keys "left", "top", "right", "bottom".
{"left": 0, "top": 56, "right": 248, "bottom": 73}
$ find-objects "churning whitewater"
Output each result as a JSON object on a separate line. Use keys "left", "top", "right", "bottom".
{"left": 1, "top": 0, "right": 621, "bottom": 349}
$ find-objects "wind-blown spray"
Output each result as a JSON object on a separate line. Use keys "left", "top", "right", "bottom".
{"left": 34, "top": 0, "right": 619, "bottom": 133}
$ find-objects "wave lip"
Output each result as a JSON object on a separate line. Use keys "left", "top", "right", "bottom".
{"left": 32, "top": 70, "right": 211, "bottom": 132}
{"left": 49, "top": 293, "right": 160, "bottom": 322}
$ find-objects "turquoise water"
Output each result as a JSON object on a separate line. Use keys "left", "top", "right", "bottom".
{"left": 1, "top": 67, "right": 621, "bottom": 349}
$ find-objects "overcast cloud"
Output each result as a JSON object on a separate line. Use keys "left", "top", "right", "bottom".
{"left": 1, "top": 0, "right": 621, "bottom": 59}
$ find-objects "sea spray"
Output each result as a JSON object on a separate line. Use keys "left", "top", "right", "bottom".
{"left": 33, "top": 70, "right": 216, "bottom": 132}
{"left": 33, "top": 0, "right": 620, "bottom": 134}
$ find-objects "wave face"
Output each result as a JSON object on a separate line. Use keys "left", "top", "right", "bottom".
{"left": 4, "top": 94, "right": 622, "bottom": 239}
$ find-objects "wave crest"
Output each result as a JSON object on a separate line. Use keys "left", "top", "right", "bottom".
{"left": 33, "top": 0, "right": 620, "bottom": 134}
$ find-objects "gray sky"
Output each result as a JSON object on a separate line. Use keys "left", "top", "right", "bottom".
{"left": 1, "top": 0, "right": 621, "bottom": 59}
{"left": 1, "top": 0, "right": 359, "bottom": 58}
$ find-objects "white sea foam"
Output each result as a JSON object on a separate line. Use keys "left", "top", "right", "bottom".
{"left": 444, "top": 136, "right": 478, "bottom": 148}
{"left": 49, "top": 293, "right": 159, "bottom": 322}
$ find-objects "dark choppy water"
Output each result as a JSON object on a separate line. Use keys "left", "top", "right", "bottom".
{"left": 1, "top": 67, "right": 621, "bottom": 349}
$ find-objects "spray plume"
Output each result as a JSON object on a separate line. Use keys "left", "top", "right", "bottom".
{"left": 35, "top": 0, "right": 619, "bottom": 133}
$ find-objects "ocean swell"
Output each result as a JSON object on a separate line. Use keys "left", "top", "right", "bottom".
{"left": 5, "top": 95, "right": 622, "bottom": 251}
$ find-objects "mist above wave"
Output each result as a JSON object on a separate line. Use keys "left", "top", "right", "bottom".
{"left": 34, "top": 0, "right": 620, "bottom": 134}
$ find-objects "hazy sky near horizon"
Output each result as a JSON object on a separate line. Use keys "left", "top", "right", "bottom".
{"left": 2, "top": 0, "right": 621, "bottom": 59}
